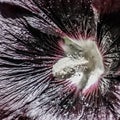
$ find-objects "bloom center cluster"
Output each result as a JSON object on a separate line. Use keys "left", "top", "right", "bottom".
{"left": 52, "top": 37, "right": 104, "bottom": 90}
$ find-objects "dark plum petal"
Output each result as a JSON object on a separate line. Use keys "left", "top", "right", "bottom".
{"left": 0, "top": 1, "right": 33, "bottom": 18}
{"left": 32, "top": 0, "right": 96, "bottom": 38}
{"left": 0, "top": 0, "right": 64, "bottom": 36}
{"left": 97, "top": 12, "right": 120, "bottom": 75}
{"left": 0, "top": 12, "right": 64, "bottom": 119}
{"left": 0, "top": 0, "right": 120, "bottom": 120}
{"left": 92, "top": 0, "right": 120, "bottom": 13}
{"left": 92, "top": 9, "right": 120, "bottom": 120}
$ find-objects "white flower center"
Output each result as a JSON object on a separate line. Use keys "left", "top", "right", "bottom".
{"left": 52, "top": 37, "right": 104, "bottom": 91}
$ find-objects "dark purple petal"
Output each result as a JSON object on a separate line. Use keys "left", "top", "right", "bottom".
{"left": 0, "top": 2, "right": 33, "bottom": 18}
{"left": 92, "top": 0, "right": 120, "bottom": 13}
{"left": 32, "top": 0, "right": 96, "bottom": 38}
{"left": 0, "top": 0, "right": 120, "bottom": 120}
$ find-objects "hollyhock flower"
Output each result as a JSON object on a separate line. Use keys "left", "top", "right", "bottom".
{"left": 0, "top": 0, "right": 120, "bottom": 120}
